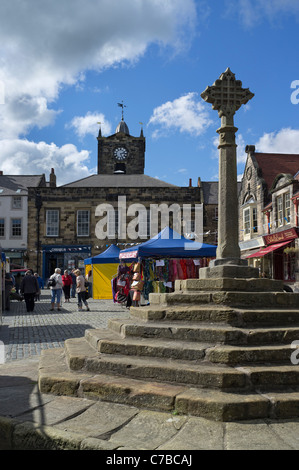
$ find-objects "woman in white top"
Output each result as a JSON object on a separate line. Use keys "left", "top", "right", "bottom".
{"left": 49, "top": 268, "right": 63, "bottom": 311}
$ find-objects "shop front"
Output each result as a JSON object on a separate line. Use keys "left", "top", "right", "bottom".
{"left": 42, "top": 244, "right": 91, "bottom": 283}
{"left": 240, "top": 236, "right": 265, "bottom": 263}
{"left": 246, "top": 228, "right": 299, "bottom": 282}
{"left": 3, "top": 249, "right": 26, "bottom": 268}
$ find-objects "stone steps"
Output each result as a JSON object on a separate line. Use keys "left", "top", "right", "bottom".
{"left": 37, "top": 277, "right": 299, "bottom": 421}
{"left": 149, "top": 290, "right": 299, "bottom": 309}
{"left": 129, "top": 304, "right": 299, "bottom": 326}
{"left": 62, "top": 334, "right": 299, "bottom": 389}
{"left": 38, "top": 348, "right": 299, "bottom": 422}
{"left": 175, "top": 277, "right": 284, "bottom": 292}
{"left": 108, "top": 318, "right": 299, "bottom": 345}
{"left": 84, "top": 328, "right": 294, "bottom": 364}
{"left": 65, "top": 337, "right": 246, "bottom": 389}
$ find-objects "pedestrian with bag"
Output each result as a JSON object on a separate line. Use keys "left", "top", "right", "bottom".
{"left": 20, "top": 270, "right": 39, "bottom": 313}
{"left": 48, "top": 268, "right": 63, "bottom": 311}
{"left": 74, "top": 269, "right": 90, "bottom": 312}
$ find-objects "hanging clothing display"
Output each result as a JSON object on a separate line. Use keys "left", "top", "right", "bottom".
{"left": 112, "top": 256, "right": 215, "bottom": 304}
{"left": 141, "top": 257, "right": 214, "bottom": 299}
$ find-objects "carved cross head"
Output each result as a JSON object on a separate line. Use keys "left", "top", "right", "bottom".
{"left": 201, "top": 68, "right": 254, "bottom": 118}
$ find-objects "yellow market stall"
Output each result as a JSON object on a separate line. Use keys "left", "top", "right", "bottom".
{"left": 84, "top": 245, "right": 120, "bottom": 299}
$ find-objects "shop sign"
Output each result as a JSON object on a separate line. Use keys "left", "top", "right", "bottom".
{"left": 119, "top": 250, "right": 138, "bottom": 259}
{"left": 264, "top": 228, "right": 298, "bottom": 245}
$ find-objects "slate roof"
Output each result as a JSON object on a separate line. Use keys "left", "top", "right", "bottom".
{"left": 0, "top": 175, "right": 45, "bottom": 196}
{"left": 201, "top": 181, "right": 242, "bottom": 204}
{"left": 62, "top": 174, "right": 178, "bottom": 188}
{"left": 253, "top": 153, "right": 299, "bottom": 190}
{"left": 201, "top": 181, "right": 218, "bottom": 204}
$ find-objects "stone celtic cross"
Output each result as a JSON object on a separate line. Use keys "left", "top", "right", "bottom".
{"left": 200, "top": 68, "right": 257, "bottom": 279}
{"left": 201, "top": 68, "right": 254, "bottom": 121}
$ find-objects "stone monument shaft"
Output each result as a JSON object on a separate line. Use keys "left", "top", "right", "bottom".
{"left": 201, "top": 68, "right": 254, "bottom": 267}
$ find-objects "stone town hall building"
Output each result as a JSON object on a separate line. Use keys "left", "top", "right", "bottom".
{"left": 26, "top": 116, "right": 217, "bottom": 281}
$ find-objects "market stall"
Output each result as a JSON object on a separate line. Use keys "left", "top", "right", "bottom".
{"left": 119, "top": 227, "right": 217, "bottom": 300}
{"left": 84, "top": 244, "right": 120, "bottom": 300}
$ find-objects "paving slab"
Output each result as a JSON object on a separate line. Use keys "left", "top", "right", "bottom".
{"left": 17, "top": 395, "right": 93, "bottom": 426}
{"left": 3, "top": 357, "right": 299, "bottom": 449}
{"left": 157, "top": 417, "right": 225, "bottom": 450}
{"left": 108, "top": 410, "right": 187, "bottom": 450}
{"left": 0, "top": 383, "right": 53, "bottom": 418}
{"left": 54, "top": 401, "right": 139, "bottom": 438}
{"left": 225, "top": 420, "right": 293, "bottom": 450}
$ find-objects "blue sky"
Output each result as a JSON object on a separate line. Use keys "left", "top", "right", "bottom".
{"left": 0, "top": 0, "right": 298, "bottom": 186}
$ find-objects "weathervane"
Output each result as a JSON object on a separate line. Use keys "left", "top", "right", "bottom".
{"left": 117, "top": 101, "right": 127, "bottom": 120}
{"left": 97, "top": 121, "right": 102, "bottom": 137}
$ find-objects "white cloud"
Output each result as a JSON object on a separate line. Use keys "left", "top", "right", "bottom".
{"left": 255, "top": 128, "right": 299, "bottom": 154}
{"left": 0, "top": 0, "right": 196, "bottom": 139}
{"left": 228, "top": 0, "right": 299, "bottom": 28}
{"left": 67, "top": 112, "right": 112, "bottom": 139}
{"left": 0, "top": 139, "right": 93, "bottom": 186}
{"left": 148, "top": 92, "right": 213, "bottom": 138}
{"left": 0, "top": 0, "right": 196, "bottom": 177}
{"left": 0, "top": 95, "right": 60, "bottom": 140}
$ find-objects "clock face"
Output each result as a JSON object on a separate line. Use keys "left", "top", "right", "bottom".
{"left": 114, "top": 147, "right": 128, "bottom": 160}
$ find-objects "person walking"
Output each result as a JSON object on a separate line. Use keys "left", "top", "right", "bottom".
{"left": 62, "top": 270, "right": 72, "bottom": 302}
{"left": 85, "top": 269, "right": 93, "bottom": 298}
{"left": 70, "top": 269, "right": 76, "bottom": 298}
{"left": 20, "top": 270, "right": 39, "bottom": 313}
{"left": 48, "top": 268, "right": 63, "bottom": 311}
{"left": 74, "top": 269, "right": 90, "bottom": 312}
{"left": 34, "top": 273, "right": 43, "bottom": 301}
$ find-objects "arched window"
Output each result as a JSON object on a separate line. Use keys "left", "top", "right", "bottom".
{"left": 242, "top": 194, "right": 258, "bottom": 238}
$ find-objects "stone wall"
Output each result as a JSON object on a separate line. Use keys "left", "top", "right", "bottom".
{"left": 27, "top": 185, "right": 203, "bottom": 271}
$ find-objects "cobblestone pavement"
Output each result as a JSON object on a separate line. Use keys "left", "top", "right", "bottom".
{"left": 0, "top": 289, "right": 130, "bottom": 362}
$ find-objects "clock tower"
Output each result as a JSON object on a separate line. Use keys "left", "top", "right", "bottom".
{"left": 97, "top": 113, "right": 146, "bottom": 175}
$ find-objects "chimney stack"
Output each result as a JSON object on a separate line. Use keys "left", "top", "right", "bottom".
{"left": 49, "top": 168, "right": 56, "bottom": 188}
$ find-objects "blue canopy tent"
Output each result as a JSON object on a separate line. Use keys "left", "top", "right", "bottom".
{"left": 119, "top": 227, "right": 217, "bottom": 261}
{"left": 84, "top": 245, "right": 120, "bottom": 299}
{"left": 84, "top": 244, "right": 120, "bottom": 265}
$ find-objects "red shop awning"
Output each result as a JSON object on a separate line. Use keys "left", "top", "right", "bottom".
{"left": 246, "top": 240, "right": 291, "bottom": 258}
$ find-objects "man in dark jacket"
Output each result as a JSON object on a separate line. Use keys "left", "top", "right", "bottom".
{"left": 20, "top": 270, "right": 39, "bottom": 312}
